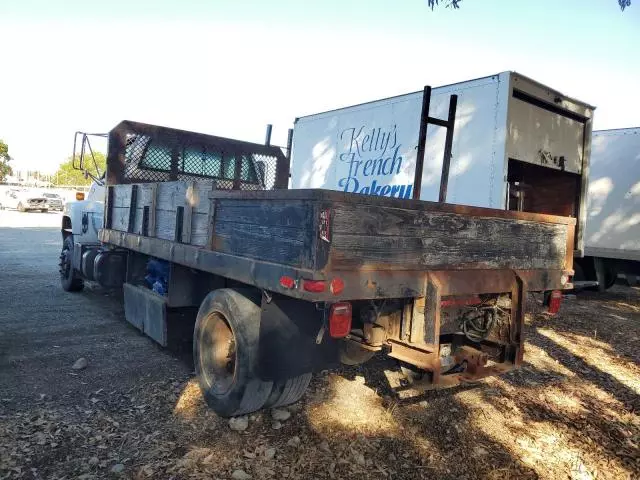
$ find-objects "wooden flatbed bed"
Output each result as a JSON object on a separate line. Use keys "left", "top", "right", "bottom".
{"left": 101, "top": 185, "right": 574, "bottom": 302}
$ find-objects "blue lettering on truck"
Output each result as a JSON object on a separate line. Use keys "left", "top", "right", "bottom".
{"left": 337, "top": 125, "right": 413, "bottom": 199}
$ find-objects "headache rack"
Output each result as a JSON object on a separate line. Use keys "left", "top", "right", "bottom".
{"left": 105, "top": 120, "right": 291, "bottom": 190}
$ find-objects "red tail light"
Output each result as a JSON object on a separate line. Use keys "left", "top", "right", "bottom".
{"left": 303, "top": 279, "right": 326, "bottom": 293}
{"left": 329, "top": 302, "right": 352, "bottom": 338}
{"left": 547, "top": 290, "right": 562, "bottom": 315}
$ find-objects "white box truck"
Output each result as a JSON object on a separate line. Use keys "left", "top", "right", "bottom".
{"left": 578, "top": 127, "right": 640, "bottom": 289}
{"left": 290, "top": 71, "right": 595, "bottom": 255}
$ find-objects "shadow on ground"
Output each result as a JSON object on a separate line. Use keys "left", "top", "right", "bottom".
{"left": 1, "top": 276, "right": 638, "bottom": 479}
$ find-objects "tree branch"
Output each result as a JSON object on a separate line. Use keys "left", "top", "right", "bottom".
{"left": 427, "top": 0, "right": 462, "bottom": 10}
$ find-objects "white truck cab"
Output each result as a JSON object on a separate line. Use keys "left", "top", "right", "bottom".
{"left": 62, "top": 179, "right": 105, "bottom": 245}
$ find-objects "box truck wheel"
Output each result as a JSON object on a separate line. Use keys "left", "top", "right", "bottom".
{"left": 264, "top": 373, "right": 312, "bottom": 409}
{"left": 59, "top": 236, "right": 84, "bottom": 292}
{"left": 194, "top": 288, "right": 273, "bottom": 417}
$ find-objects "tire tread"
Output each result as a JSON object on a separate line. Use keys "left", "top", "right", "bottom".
{"left": 267, "top": 373, "right": 312, "bottom": 408}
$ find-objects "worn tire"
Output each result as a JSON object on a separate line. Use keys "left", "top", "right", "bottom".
{"left": 59, "top": 236, "right": 84, "bottom": 292}
{"left": 194, "top": 288, "right": 273, "bottom": 417}
{"left": 264, "top": 373, "right": 312, "bottom": 409}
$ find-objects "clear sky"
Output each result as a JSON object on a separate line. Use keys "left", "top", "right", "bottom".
{"left": 0, "top": 0, "right": 638, "bottom": 173}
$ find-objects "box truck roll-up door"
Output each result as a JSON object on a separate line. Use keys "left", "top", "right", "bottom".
{"left": 505, "top": 76, "right": 594, "bottom": 257}
{"left": 507, "top": 89, "right": 588, "bottom": 174}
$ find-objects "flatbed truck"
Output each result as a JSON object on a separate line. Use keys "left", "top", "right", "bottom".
{"left": 60, "top": 81, "right": 584, "bottom": 416}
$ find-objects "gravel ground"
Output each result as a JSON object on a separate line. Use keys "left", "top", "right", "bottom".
{"left": 0, "top": 210, "right": 638, "bottom": 480}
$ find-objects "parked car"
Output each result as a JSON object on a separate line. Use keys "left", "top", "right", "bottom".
{"left": 41, "top": 192, "right": 63, "bottom": 211}
{"left": 0, "top": 189, "right": 49, "bottom": 212}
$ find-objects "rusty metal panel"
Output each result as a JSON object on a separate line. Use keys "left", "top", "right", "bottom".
{"left": 388, "top": 341, "right": 439, "bottom": 369}
{"left": 106, "top": 120, "right": 289, "bottom": 190}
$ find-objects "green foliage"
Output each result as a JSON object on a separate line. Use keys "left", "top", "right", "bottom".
{"left": 0, "top": 138, "right": 13, "bottom": 182}
{"left": 53, "top": 151, "right": 106, "bottom": 186}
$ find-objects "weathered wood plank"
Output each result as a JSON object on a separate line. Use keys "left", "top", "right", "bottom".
{"left": 205, "top": 188, "right": 574, "bottom": 225}
{"left": 326, "top": 201, "right": 568, "bottom": 271}
{"left": 424, "top": 277, "right": 441, "bottom": 346}
{"left": 213, "top": 222, "right": 311, "bottom": 268}
{"left": 332, "top": 203, "right": 565, "bottom": 242}
{"left": 156, "top": 181, "right": 213, "bottom": 214}
{"left": 111, "top": 206, "right": 130, "bottom": 232}
{"left": 155, "top": 209, "right": 178, "bottom": 241}
{"left": 112, "top": 184, "right": 132, "bottom": 208}
{"left": 214, "top": 222, "right": 309, "bottom": 244}
{"left": 330, "top": 233, "right": 566, "bottom": 270}
{"left": 215, "top": 201, "right": 312, "bottom": 228}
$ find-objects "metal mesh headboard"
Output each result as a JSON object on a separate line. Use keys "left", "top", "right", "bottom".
{"left": 106, "top": 121, "right": 289, "bottom": 190}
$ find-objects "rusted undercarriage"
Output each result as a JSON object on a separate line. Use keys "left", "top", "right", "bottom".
{"left": 341, "top": 268, "right": 567, "bottom": 389}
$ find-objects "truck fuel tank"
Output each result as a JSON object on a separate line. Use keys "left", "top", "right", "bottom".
{"left": 94, "top": 250, "right": 127, "bottom": 288}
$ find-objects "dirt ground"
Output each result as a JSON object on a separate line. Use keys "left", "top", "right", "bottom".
{"left": 0, "top": 210, "right": 638, "bottom": 480}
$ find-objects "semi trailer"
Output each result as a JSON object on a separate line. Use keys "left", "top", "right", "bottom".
{"left": 576, "top": 127, "right": 640, "bottom": 289}
{"left": 59, "top": 73, "right": 591, "bottom": 417}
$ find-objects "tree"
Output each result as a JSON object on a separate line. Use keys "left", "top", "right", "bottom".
{"left": 53, "top": 151, "right": 106, "bottom": 186}
{"left": 619, "top": 0, "right": 631, "bottom": 10}
{"left": 427, "top": 0, "right": 631, "bottom": 10}
{"left": 427, "top": 0, "right": 461, "bottom": 9}
{"left": 0, "top": 139, "right": 12, "bottom": 182}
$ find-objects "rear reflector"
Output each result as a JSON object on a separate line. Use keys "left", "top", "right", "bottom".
{"left": 547, "top": 290, "right": 562, "bottom": 315}
{"left": 303, "top": 279, "right": 326, "bottom": 293}
{"left": 330, "top": 277, "right": 344, "bottom": 295}
{"left": 279, "top": 276, "right": 296, "bottom": 289}
{"left": 329, "top": 302, "right": 352, "bottom": 338}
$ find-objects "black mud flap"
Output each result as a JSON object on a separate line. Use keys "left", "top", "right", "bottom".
{"left": 257, "top": 292, "right": 340, "bottom": 381}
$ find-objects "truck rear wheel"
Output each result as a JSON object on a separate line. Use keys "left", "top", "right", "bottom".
{"left": 264, "top": 373, "right": 312, "bottom": 408}
{"left": 194, "top": 288, "right": 273, "bottom": 417}
{"left": 59, "top": 236, "right": 84, "bottom": 292}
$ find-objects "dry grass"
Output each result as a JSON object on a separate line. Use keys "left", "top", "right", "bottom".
{"left": 1, "top": 286, "right": 639, "bottom": 479}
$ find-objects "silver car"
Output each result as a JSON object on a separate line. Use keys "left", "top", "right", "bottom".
{"left": 0, "top": 189, "right": 49, "bottom": 212}
{"left": 42, "top": 192, "right": 63, "bottom": 211}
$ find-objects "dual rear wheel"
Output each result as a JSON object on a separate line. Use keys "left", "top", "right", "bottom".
{"left": 194, "top": 288, "right": 311, "bottom": 417}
